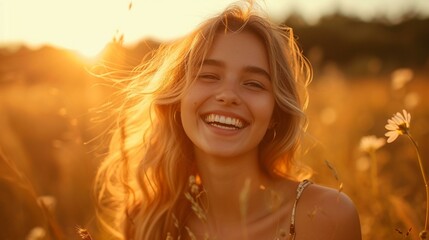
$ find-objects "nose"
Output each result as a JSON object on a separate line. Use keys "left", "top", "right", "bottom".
{"left": 215, "top": 83, "right": 241, "bottom": 105}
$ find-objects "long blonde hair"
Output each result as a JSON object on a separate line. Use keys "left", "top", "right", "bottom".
{"left": 94, "top": 2, "right": 312, "bottom": 239}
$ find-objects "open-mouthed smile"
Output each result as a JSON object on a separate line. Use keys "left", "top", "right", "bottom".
{"left": 203, "top": 113, "right": 248, "bottom": 130}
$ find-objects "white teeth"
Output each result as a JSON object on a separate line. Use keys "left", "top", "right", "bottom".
{"left": 204, "top": 114, "right": 244, "bottom": 129}
{"left": 215, "top": 115, "right": 220, "bottom": 122}
{"left": 220, "top": 115, "right": 225, "bottom": 123}
{"left": 225, "top": 117, "right": 232, "bottom": 125}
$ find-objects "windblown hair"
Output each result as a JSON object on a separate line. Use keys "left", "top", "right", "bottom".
{"left": 94, "top": 2, "right": 312, "bottom": 239}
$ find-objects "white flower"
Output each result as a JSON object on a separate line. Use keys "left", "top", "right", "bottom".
{"left": 391, "top": 68, "right": 413, "bottom": 90}
{"left": 359, "top": 135, "right": 385, "bottom": 152}
{"left": 385, "top": 109, "right": 411, "bottom": 143}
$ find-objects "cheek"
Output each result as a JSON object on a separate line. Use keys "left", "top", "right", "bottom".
{"left": 180, "top": 83, "right": 208, "bottom": 112}
{"left": 254, "top": 98, "right": 275, "bottom": 125}
{"left": 180, "top": 89, "right": 203, "bottom": 126}
{"left": 180, "top": 92, "right": 198, "bottom": 114}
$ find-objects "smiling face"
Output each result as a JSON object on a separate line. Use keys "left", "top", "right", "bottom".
{"left": 180, "top": 30, "right": 275, "bottom": 159}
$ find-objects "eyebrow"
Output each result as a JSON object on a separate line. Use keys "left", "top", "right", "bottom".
{"left": 202, "top": 59, "right": 271, "bottom": 80}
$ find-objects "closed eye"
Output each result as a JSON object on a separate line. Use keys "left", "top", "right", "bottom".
{"left": 244, "top": 80, "right": 266, "bottom": 90}
{"left": 198, "top": 73, "right": 220, "bottom": 81}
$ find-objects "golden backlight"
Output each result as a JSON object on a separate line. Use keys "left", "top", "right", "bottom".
{"left": 1, "top": 1, "right": 429, "bottom": 240}
{"left": 1, "top": 1, "right": 236, "bottom": 58}
{"left": 3, "top": 0, "right": 428, "bottom": 57}
{"left": 1, "top": 1, "right": 300, "bottom": 58}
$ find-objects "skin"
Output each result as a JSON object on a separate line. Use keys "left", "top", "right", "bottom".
{"left": 180, "top": 30, "right": 362, "bottom": 240}
{"left": 181, "top": 30, "right": 275, "bottom": 160}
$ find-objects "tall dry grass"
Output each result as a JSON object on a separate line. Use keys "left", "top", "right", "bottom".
{"left": 0, "top": 47, "right": 428, "bottom": 239}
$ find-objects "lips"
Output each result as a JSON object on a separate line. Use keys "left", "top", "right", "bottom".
{"left": 203, "top": 113, "right": 248, "bottom": 130}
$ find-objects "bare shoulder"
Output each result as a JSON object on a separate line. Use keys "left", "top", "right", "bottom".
{"left": 294, "top": 183, "right": 362, "bottom": 240}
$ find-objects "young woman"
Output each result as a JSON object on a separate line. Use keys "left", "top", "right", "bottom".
{"left": 95, "top": 2, "right": 362, "bottom": 240}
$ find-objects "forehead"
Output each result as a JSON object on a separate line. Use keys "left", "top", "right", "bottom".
{"left": 205, "top": 30, "right": 270, "bottom": 71}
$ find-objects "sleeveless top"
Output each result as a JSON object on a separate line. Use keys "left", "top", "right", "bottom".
{"left": 285, "top": 179, "right": 312, "bottom": 240}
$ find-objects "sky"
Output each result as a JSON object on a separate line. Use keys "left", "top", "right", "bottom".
{"left": 1, "top": 0, "right": 428, "bottom": 57}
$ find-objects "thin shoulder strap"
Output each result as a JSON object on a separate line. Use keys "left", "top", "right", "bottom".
{"left": 288, "top": 179, "right": 312, "bottom": 239}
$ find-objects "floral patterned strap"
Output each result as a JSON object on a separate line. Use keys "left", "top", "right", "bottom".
{"left": 288, "top": 179, "right": 312, "bottom": 239}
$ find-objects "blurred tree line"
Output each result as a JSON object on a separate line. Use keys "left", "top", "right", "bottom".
{"left": 1, "top": 13, "right": 428, "bottom": 86}
{"left": 285, "top": 14, "right": 429, "bottom": 75}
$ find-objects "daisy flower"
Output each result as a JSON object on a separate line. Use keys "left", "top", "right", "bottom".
{"left": 385, "top": 109, "right": 411, "bottom": 143}
{"left": 359, "top": 135, "right": 385, "bottom": 196}
{"left": 384, "top": 109, "right": 429, "bottom": 237}
{"left": 359, "top": 135, "right": 385, "bottom": 153}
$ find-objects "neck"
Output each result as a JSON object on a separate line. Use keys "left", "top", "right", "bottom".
{"left": 193, "top": 149, "right": 274, "bottom": 226}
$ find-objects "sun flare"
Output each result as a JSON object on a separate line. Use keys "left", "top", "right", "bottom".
{"left": 5, "top": 0, "right": 426, "bottom": 58}
{"left": 2, "top": 0, "right": 300, "bottom": 58}
{"left": 65, "top": 42, "right": 106, "bottom": 59}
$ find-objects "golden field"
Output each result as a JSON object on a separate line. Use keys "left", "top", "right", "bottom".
{"left": 1, "top": 16, "right": 428, "bottom": 239}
